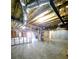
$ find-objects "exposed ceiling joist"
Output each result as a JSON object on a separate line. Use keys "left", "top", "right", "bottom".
{"left": 49, "top": 0, "right": 65, "bottom": 24}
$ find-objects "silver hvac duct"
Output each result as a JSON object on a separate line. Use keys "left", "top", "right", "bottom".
{"left": 20, "top": 0, "right": 28, "bottom": 25}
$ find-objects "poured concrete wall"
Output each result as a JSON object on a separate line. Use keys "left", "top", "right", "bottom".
{"left": 42, "top": 29, "right": 68, "bottom": 41}
{"left": 50, "top": 29, "right": 68, "bottom": 41}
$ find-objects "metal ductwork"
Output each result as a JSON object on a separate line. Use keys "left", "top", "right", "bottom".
{"left": 20, "top": 0, "right": 28, "bottom": 25}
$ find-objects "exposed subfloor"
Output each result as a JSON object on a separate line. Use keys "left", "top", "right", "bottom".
{"left": 11, "top": 39, "right": 68, "bottom": 59}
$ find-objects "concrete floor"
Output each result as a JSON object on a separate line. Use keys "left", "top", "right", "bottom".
{"left": 11, "top": 39, "right": 68, "bottom": 59}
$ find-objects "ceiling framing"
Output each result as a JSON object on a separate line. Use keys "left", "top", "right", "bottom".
{"left": 11, "top": 0, "right": 68, "bottom": 30}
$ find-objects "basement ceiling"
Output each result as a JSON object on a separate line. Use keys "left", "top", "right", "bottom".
{"left": 11, "top": 0, "right": 68, "bottom": 30}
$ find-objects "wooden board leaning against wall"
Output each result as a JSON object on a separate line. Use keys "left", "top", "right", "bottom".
{"left": 11, "top": 30, "right": 16, "bottom": 38}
